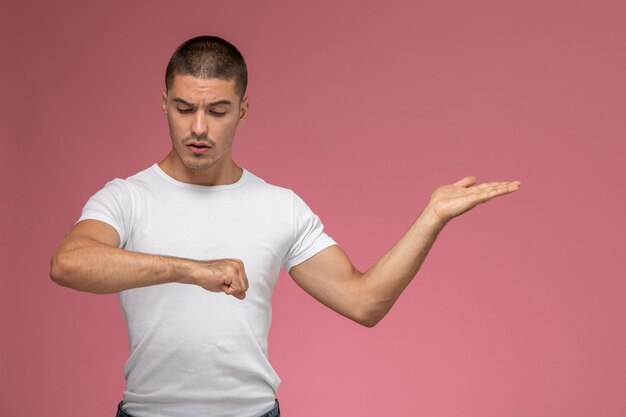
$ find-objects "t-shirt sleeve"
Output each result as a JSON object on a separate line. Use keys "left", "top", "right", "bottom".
{"left": 283, "top": 190, "right": 337, "bottom": 272}
{"left": 76, "top": 178, "right": 133, "bottom": 249}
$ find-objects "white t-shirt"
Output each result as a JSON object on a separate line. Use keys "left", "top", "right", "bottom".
{"left": 77, "top": 163, "right": 337, "bottom": 417}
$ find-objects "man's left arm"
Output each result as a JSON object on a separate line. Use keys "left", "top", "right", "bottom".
{"left": 288, "top": 176, "right": 521, "bottom": 327}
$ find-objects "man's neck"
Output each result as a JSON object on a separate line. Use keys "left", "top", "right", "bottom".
{"left": 157, "top": 153, "right": 243, "bottom": 186}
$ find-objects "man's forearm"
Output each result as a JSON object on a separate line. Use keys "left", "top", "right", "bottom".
{"left": 356, "top": 176, "right": 521, "bottom": 326}
{"left": 50, "top": 241, "right": 194, "bottom": 294}
{"left": 359, "top": 208, "right": 446, "bottom": 326}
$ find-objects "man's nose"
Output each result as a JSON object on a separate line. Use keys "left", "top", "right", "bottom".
{"left": 190, "top": 111, "right": 208, "bottom": 137}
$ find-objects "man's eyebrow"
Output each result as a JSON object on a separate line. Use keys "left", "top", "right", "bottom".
{"left": 172, "top": 97, "right": 232, "bottom": 107}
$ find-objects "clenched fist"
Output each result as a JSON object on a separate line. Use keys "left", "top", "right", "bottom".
{"left": 187, "top": 258, "right": 249, "bottom": 299}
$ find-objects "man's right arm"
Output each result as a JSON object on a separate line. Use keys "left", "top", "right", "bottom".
{"left": 50, "top": 219, "right": 249, "bottom": 299}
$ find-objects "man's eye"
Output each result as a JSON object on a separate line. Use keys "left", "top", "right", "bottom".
{"left": 210, "top": 111, "right": 226, "bottom": 117}
{"left": 177, "top": 108, "right": 192, "bottom": 114}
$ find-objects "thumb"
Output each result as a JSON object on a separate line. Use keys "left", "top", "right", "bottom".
{"left": 453, "top": 175, "right": 477, "bottom": 187}
{"left": 222, "top": 284, "right": 245, "bottom": 299}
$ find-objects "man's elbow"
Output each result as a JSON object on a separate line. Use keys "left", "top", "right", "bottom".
{"left": 351, "top": 275, "right": 385, "bottom": 327}
{"left": 353, "top": 306, "right": 384, "bottom": 328}
{"left": 357, "top": 318, "right": 378, "bottom": 328}
{"left": 50, "top": 251, "right": 64, "bottom": 284}
{"left": 50, "top": 249, "right": 73, "bottom": 288}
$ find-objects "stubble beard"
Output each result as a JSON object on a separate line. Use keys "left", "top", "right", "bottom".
{"left": 178, "top": 134, "right": 219, "bottom": 171}
{"left": 180, "top": 141, "right": 230, "bottom": 171}
{"left": 182, "top": 158, "right": 216, "bottom": 171}
{"left": 183, "top": 159, "right": 218, "bottom": 171}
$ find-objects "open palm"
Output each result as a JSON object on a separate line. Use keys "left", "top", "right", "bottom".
{"left": 426, "top": 176, "right": 521, "bottom": 224}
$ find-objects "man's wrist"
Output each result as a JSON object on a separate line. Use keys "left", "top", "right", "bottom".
{"left": 417, "top": 205, "right": 447, "bottom": 232}
{"left": 166, "top": 256, "right": 197, "bottom": 285}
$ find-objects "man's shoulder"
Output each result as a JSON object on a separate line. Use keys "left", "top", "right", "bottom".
{"left": 244, "top": 168, "right": 295, "bottom": 198}
{"left": 126, "top": 163, "right": 158, "bottom": 180}
{"left": 110, "top": 163, "right": 159, "bottom": 189}
{"left": 85, "top": 164, "right": 158, "bottom": 204}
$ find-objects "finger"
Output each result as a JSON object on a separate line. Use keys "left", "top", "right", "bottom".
{"left": 453, "top": 176, "right": 477, "bottom": 187}
{"left": 224, "top": 260, "right": 246, "bottom": 299}
{"left": 476, "top": 180, "right": 521, "bottom": 189}
{"left": 490, "top": 181, "right": 521, "bottom": 193}
{"left": 477, "top": 182, "right": 520, "bottom": 202}
{"left": 221, "top": 263, "right": 236, "bottom": 295}
{"left": 235, "top": 264, "right": 248, "bottom": 299}
{"left": 474, "top": 181, "right": 521, "bottom": 196}
{"left": 228, "top": 286, "right": 244, "bottom": 299}
{"left": 223, "top": 283, "right": 245, "bottom": 299}
{"left": 475, "top": 181, "right": 507, "bottom": 191}
{"left": 241, "top": 264, "right": 249, "bottom": 292}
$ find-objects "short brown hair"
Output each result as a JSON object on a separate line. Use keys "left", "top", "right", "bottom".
{"left": 165, "top": 36, "right": 248, "bottom": 99}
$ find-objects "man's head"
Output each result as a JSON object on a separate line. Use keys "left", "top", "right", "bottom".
{"left": 165, "top": 35, "right": 247, "bottom": 100}
{"left": 160, "top": 36, "right": 250, "bottom": 182}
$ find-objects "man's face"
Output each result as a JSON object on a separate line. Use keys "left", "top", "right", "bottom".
{"left": 162, "top": 74, "right": 248, "bottom": 172}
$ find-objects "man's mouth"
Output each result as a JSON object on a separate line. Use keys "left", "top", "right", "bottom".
{"left": 186, "top": 143, "right": 212, "bottom": 154}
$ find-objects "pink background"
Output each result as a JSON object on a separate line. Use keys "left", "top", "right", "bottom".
{"left": 2, "top": 0, "right": 625, "bottom": 416}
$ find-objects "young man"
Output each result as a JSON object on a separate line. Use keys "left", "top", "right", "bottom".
{"left": 50, "top": 36, "right": 521, "bottom": 417}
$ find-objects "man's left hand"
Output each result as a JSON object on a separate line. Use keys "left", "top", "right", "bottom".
{"left": 423, "top": 176, "right": 522, "bottom": 225}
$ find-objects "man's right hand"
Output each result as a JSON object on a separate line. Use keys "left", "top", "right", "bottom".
{"left": 187, "top": 259, "right": 249, "bottom": 299}
{"left": 51, "top": 219, "right": 249, "bottom": 298}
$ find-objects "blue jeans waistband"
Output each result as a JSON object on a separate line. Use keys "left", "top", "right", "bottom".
{"left": 116, "top": 399, "right": 280, "bottom": 417}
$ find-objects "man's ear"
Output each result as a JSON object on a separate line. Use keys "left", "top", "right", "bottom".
{"left": 238, "top": 96, "right": 249, "bottom": 125}
{"left": 161, "top": 90, "right": 168, "bottom": 115}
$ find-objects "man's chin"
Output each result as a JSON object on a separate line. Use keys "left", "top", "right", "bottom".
{"left": 182, "top": 159, "right": 214, "bottom": 171}
{"left": 185, "top": 164, "right": 213, "bottom": 171}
